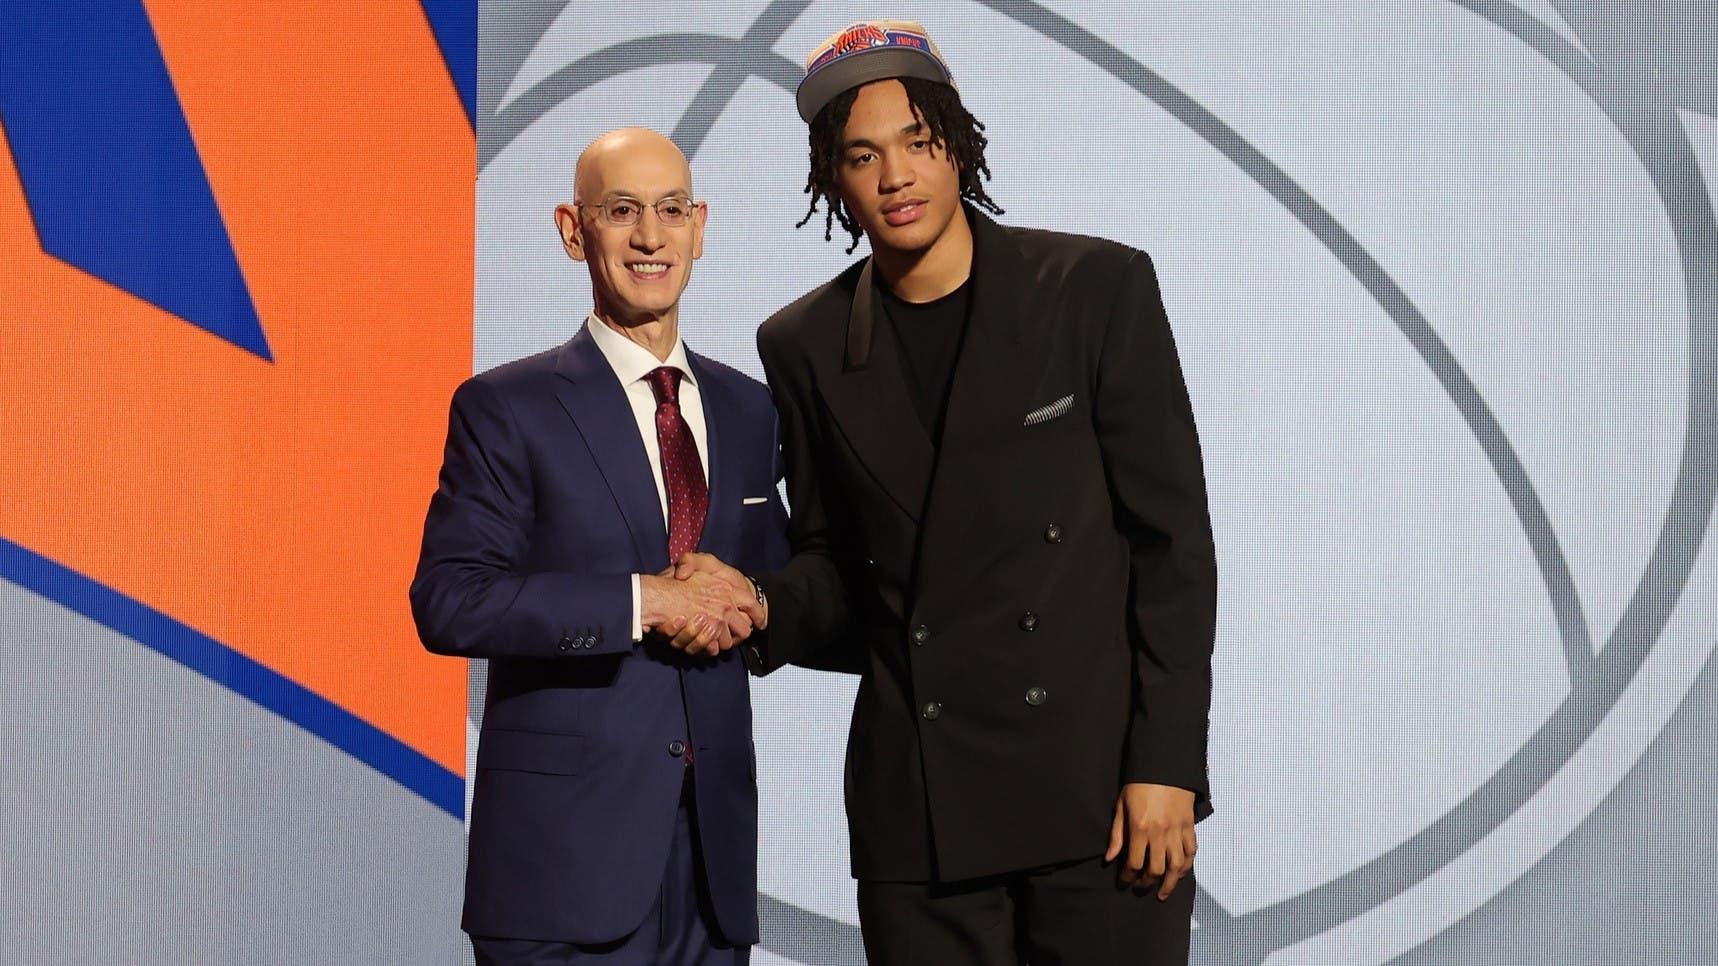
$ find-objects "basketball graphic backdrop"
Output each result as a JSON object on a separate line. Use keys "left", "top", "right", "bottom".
{"left": 4, "top": 2, "right": 1714, "bottom": 964}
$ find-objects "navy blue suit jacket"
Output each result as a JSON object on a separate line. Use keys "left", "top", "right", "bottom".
{"left": 410, "top": 327, "right": 789, "bottom": 945}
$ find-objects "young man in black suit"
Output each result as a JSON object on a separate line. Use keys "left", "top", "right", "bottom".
{"left": 676, "top": 20, "right": 1218, "bottom": 964}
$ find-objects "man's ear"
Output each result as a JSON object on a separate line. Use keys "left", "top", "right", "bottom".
{"left": 553, "top": 204, "right": 586, "bottom": 262}
{"left": 691, "top": 201, "right": 707, "bottom": 261}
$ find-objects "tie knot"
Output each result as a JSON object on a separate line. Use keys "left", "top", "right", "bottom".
{"left": 647, "top": 366, "right": 682, "bottom": 406}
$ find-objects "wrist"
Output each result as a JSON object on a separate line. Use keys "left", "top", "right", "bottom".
{"left": 745, "top": 574, "right": 769, "bottom": 628}
{"left": 638, "top": 573, "right": 672, "bottom": 627}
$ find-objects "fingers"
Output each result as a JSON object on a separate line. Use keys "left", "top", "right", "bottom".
{"left": 722, "top": 606, "right": 753, "bottom": 643}
{"left": 1105, "top": 796, "right": 1125, "bottom": 863}
{"left": 1157, "top": 834, "right": 1189, "bottom": 900}
{"left": 688, "top": 614, "right": 728, "bottom": 656}
{"left": 1145, "top": 822, "right": 1168, "bottom": 883}
{"left": 734, "top": 595, "right": 765, "bottom": 628}
{"left": 1157, "top": 826, "right": 1197, "bottom": 901}
{"left": 672, "top": 552, "right": 709, "bottom": 580}
{"left": 660, "top": 612, "right": 735, "bottom": 657}
{"left": 674, "top": 551, "right": 728, "bottom": 580}
{"left": 1121, "top": 815, "right": 1150, "bottom": 886}
{"left": 664, "top": 615, "right": 701, "bottom": 652}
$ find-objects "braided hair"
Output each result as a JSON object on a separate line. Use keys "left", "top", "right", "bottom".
{"left": 797, "top": 77, "right": 1004, "bottom": 253}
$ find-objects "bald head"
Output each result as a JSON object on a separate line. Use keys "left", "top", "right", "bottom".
{"left": 554, "top": 126, "right": 708, "bottom": 337}
{"left": 573, "top": 127, "right": 692, "bottom": 204}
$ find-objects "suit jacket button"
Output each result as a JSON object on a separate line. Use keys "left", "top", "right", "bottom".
{"left": 1019, "top": 611, "right": 1038, "bottom": 632}
{"left": 1025, "top": 687, "right": 1048, "bottom": 706}
{"left": 921, "top": 701, "right": 942, "bottom": 721}
{"left": 668, "top": 740, "right": 686, "bottom": 758}
{"left": 558, "top": 636, "right": 574, "bottom": 652}
{"left": 911, "top": 625, "right": 930, "bottom": 645}
{"left": 1044, "top": 524, "right": 1063, "bottom": 544}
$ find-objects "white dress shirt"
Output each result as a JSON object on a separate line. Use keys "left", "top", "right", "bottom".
{"left": 584, "top": 314, "right": 710, "bottom": 641}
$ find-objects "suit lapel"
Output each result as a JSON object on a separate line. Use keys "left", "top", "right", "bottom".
{"left": 916, "top": 212, "right": 1046, "bottom": 592}
{"left": 817, "top": 258, "right": 937, "bottom": 521}
{"left": 688, "top": 352, "right": 741, "bottom": 564}
{"left": 552, "top": 328, "right": 670, "bottom": 571}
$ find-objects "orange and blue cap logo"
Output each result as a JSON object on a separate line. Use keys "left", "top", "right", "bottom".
{"left": 805, "top": 21, "right": 942, "bottom": 78}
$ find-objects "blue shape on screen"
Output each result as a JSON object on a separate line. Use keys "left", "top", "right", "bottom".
{"left": 0, "top": 0, "right": 271, "bottom": 360}
{"left": 419, "top": 0, "right": 477, "bottom": 128}
{"left": 0, "top": 538, "right": 465, "bottom": 819}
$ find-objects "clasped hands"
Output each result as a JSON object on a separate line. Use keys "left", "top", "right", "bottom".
{"left": 639, "top": 552, "right": 766, "bottom": 656}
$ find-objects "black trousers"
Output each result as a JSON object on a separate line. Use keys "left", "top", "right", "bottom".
{"left": 858, "top": 857, "right": 1194, "bottom": 966}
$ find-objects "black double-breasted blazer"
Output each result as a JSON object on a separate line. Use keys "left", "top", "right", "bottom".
{"left": 749, "top": 209, "right": 1217, "bottom": 883}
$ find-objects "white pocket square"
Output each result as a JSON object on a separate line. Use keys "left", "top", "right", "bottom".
{"left": 1023, "top": 394, "right": 1075, "bottom": 426}
{"left": 741, "top": 496, "right": 769, "bottom": 505}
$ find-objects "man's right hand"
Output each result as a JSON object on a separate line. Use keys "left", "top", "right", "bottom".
{"left": 639, "top": 570, "right": 752, "bottom": 656}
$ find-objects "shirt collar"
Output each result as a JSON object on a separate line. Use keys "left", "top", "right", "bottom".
{"left": 584, "top": 313, "right": 697, "bottom": 388}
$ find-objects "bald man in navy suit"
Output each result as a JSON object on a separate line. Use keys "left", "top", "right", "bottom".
{"left": 411, "top": 128, "right": 785, "bottom": 965}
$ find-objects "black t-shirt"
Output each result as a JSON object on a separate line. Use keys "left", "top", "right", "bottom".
{"left": 879, "top": 277, "right": 972, "bottom": 443}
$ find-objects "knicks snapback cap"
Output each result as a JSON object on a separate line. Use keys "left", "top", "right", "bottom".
{"left": 796, "top": 19, "right": 955, "bottom": 122}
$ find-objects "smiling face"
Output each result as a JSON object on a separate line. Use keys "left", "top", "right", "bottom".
{"left": 833, "top": 79, "right": 964, "bottom": 260}
{"left": 554, "top": 128, "right": 706, "bottom": 328}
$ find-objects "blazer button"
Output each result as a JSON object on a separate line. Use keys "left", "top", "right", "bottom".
{"left": 1025, "top": 686, "right": 1048, "bottom": 706}
{"left": 921, "top": 701, "right": 942, "bottom": 721}
{"left": 1044, "top": 524, "right": 1063, "bottom": 544}
{"left": 911, "top": 625, "right": 930, "bottom": 646}
{"left": 558, "top": 636, "right": 574, "bottom": 652}
{"left": 668, "top": 740, "right": 686, "bottom": 758}
{"left": 1019, "top": 611, "right": 1038, "bottom": 632}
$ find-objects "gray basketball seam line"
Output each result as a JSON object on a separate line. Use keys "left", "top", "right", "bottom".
{"left": 478, "top": 35, "right": 804, "bottom": 170}
{"left": 1448, "top": 3, "right": 1718, "bottom": 656}
{"left": 1197, "top": 0, "right": 1718, "bottom": 953}
{"left": 758, "top": 895, "right": 866, "bottom": 965}
{"left": 476, "top": 0, "right": 573, "bottom": 125}
{"left": 669, "top": 0, "right": 813, "bottom": 158}
{"left": 1379, "top": 642, "right": 1718, "bottom": 966}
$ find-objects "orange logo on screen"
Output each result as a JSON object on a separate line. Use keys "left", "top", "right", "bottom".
{"left": 0, "top": 2, "right": 471, "bottom": 775}
{"left": 833, "top": 24, "right": 890, "bottom": 58}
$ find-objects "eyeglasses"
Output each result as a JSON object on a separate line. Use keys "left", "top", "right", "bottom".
{"left": 575, "top": 196, "right": 701, "bottom": 227}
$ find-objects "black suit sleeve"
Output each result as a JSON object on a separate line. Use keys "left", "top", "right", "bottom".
{"left": 409, "top": 377, "right": 633, "bottom": 660}
{"left": 744, "top": 327, "right": 865, "bottom": 677}
{"left": 1095, "top": 252, "right": 1218, "bottom": 816}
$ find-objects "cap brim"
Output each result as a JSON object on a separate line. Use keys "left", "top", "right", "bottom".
{"left": 795, "top": 48, "right": 951, "bottom": 123}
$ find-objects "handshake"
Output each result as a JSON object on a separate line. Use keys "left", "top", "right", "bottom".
{"left": 639, "top": 553, "right": 767, "bottom": 657}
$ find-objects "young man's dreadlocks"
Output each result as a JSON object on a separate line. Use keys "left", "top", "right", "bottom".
{"left": 797, "top": 77, "right": 1004, "bottom": 253}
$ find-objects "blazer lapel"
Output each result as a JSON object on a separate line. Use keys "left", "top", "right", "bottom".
{"left": 687, "top": 352, "right": 741, "bottom": 564}
{"left": 552, "top": 328, "right": 670, "bottom": 571}
{"left": 818, "top": 258, "right": 936, "bottom": 521}
{"left": 916, "top": 211, "right": 1047, "bottom": 593}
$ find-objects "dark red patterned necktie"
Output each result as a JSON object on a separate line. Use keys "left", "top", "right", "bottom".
{"left": 647, "top": 366, "right": 708, "bottom": 563}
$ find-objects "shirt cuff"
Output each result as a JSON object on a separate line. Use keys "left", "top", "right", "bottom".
{"left": 630, "top": 573, "right": 643, "bottom": 642}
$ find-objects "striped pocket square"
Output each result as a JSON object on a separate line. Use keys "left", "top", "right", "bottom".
{"left": 1023, "top": 394, "right": 1074, "bottom": 426}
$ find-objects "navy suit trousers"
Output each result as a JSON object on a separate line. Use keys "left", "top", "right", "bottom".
{"left": 469, "top": 771, "right": 750, "bottom": 966}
